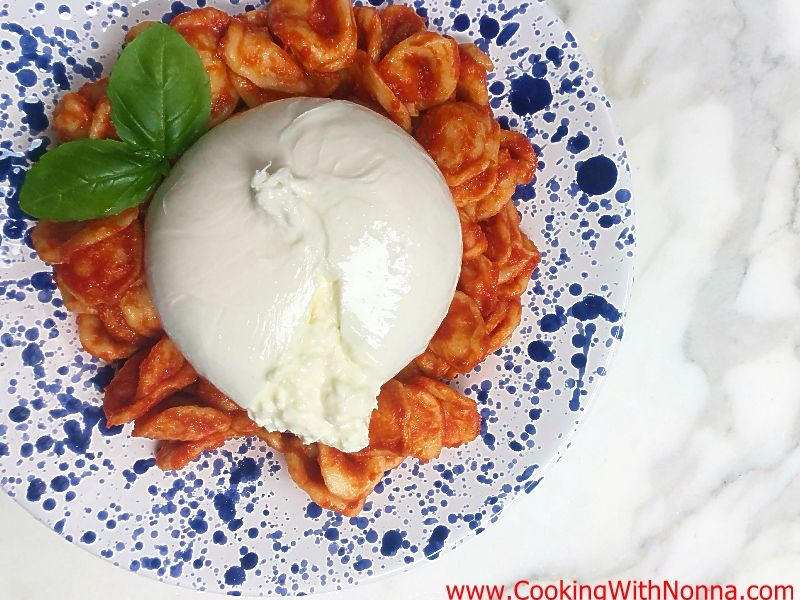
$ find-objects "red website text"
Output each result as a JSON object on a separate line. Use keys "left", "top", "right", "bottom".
{"left": 445, "top": 580, "right": 795, "bottom": 600}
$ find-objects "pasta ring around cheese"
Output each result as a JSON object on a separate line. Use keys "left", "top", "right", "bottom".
{"left": 37, "top": 3, "right": 542, "bottom": 516}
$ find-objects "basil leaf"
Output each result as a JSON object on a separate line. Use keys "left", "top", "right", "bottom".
{"left": 19, "top": 140, "right": 165, "bottom": 222}
{"left": 108, "top": 23, "right": 211, "bottom": 160}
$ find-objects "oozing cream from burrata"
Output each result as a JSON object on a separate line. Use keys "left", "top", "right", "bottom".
{"left": 146, "top": 98, "right": 461, "bottom": 452}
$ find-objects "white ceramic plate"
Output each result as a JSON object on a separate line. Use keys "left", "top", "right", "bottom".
{"left": 0, "top": 0, "right": 634, "bottom": 595}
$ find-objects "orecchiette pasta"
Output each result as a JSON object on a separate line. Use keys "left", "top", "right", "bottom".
{"left": 172, "top": 8, "right": 240, "bottom": 126}
{"left": 459, "top": 209, "right": 489, "bottom": 262}
{"left": 30, "top": 208, "right": 138, "bottom": 265}
{"left": 458, "top": 255, "right": 499, "bottom": 317}
{"left": 457, "top": 43, "right": 491, "bottom": 106}
{"left": 118, "top": 281, "right": 163, "bottom": 339}
{"left": 267, "top": 0, "right": 358, "bottom": 73}
{"left": 378, "top": 32, "right": 460, "bottom": 112}
{"left": 379, "top": 5, "right": 427, "bottom": 56}
{"left": 229, "top": 71, "right": 292, "bottom": 108}
{"left": 354, "top": 6, "right": 383, "bottom": 63}
{"left": 53, "top": 220, "right": 142, "bottom": 307}
{"left": 219, "top": 17, "right": 309, "bottom": 93}
{"left": 77, "top": 78, "right": 109, "bottom": 106}
{"left": 88, "top": 96, "right": 117, "bottom": 140}
{"left": 473, "top": 149, "right": 518, "bottom": 221}
{"left": 450, "top": 163, "right": 499, "bottom": 208}
{"left": 77, "top": 314, "right": 142, "bottom": 362}
{"left": 51, "top": 93, "right": 92, "bottom": 141}
{"left": 422, "top": 290, "right": 490, "bottom": 376}
{"left": 415, "top": 101, "right": 500, "bottom": 187}
{"left": 348, "top": 50, "right": 411, "bottom": 131}
{"left": 97, "top": 303, "right": 145, "bottom": 345}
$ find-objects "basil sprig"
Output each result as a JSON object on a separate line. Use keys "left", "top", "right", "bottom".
{"left": 108, "top": 24, "right": 211, "bottom": 160}
{"left": 19, "top": 140, "right": 167, "bottom": 222}
{"left": 20, "top": 24, "right": 211, "bottom": 222}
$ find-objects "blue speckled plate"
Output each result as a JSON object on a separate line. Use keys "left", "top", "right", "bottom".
{"left": 0, "top": 0, "right": 635, "bottom": 595}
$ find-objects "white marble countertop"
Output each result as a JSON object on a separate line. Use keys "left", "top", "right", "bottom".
{"left": 2, "top": 0, "right": 799, "bottom": 596}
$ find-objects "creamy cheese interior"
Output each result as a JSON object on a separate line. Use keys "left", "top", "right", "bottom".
{"left": 146, "top": 98, "right": 461, "bottom": 452}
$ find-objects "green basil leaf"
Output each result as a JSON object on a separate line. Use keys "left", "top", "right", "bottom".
{"left": 108, "top": 23, "right": 211, "bottom": 160}
{"left": 19, "top": 140, "right": 165, "bottom": 222}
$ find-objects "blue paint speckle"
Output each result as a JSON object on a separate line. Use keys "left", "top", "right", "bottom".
{"left": 616, "top": 189, "right": 631, "bottom": 203}
{"left": 31, "top": 272, "right": 55, "bottom": 291}
{"left": 423, "top": 526, "right": 450, "bottom": 559}
{"left": 26, "top": 478, "right": 46, "bottom": 502}
{"left": 305, "top": 503, "right": 322, "bottom": 519}
{"left": 599, "top": 214, "right": 622, "bottom": 228}
{"left": 52, "top": 61, "right": 69, "bottom": 89}
{"left": 354, "top": 558, "right": 372, "bottom": 572}
{"left": 133, "top": 458, "right": 155, "bottom": 474}
{"left": 510, "top": 75, "right": 552, "bottom": 116}
{"left": 20, "top": 99, "right": 49, "bottom": 134}
{"left": 545, "top": 45, "right": 564, "bottom": 67}
{"left": 189, "top": 512, "right": 208, "bottom": 534}
{"left": 569, "top": 323, "right": 597, "bottom": 411}
{"left": 534, "top": 367, "right": 552, "bottom": 391}
{"left": 141, "top": 557, "right": 161, "bottom": 570}
{"left": 225, "top": 566, "right": 246, "bottom": 585}
{"left": 496, "top": 23, "right": 519, "bottom": 46}
{"left": 213, "top": 491, "right": 237, "bottom": 523}
{"left": 576, "top": 155, "right": 618, "bottom": 196}
{"left": 81, "top": 531, "right": 97, "bottom": 544}
{"left": 540, "top": 309, "right": 567, "bottom": 332}
{"left": 570, "top": 295, "right": 621, "bottom": 323}
{"left": 479, "top": 16, "right": 499, "bottom": 39}
{"left": 63, "top": 419, "right": 91, "bottom": 454}
{"left": 51, "top": 475, "right": 69, "bottom": 492}
{"left": 380, "top": 530, "right": 404, "bottom": 557}
{"left": 551, "top": 119, "right": 569, "bottom": 143}
{"left": 16, "top": 68, "right": 37, "bottom": 87}
{"left": 571, "top": 353, "right": 587, "bottom": 369}
{"left": 517, "top": 465, "right": 537, "bottom": 482}
{"left": 229, "top": 457, "right": 260, "bottom": 485}
{"left": 35, "top": 435, "right": 53, "bottom": 452}
{"left": 567, "top": 133, "right": 590, "bottom": 153}
{"left": 21, "top": 343, "right": 44, "bottom": 366}
{"left": 9, "top": 405, "right": 31, "bottom": 423}
{"left": 453, "top": 14, "right": 469, "bottom": 31}
{"left": 241, "top": 552, "right": 258, "bottom": 570}
{"left": 527, "top": 340, "right": 555, "bottom": 362}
